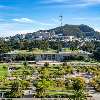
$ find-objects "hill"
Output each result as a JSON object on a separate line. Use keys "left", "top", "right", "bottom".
{"left": 51, "top": 24, "right": 100, "bottom": 39}
{"left": 10, "top": 24, "right": 100, "bottom": 40}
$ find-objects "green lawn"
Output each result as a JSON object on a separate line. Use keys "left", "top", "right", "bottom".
{"left": 7, "top": 49, "right": 57, "bottom": 55}
{"left": 47, "top": 90, "right": 74, "bottom": 96}
{"left": 0, "top": 64, "right": 8, "bottom": 77}
{"left": 62, "top": 48, "right": 79, "bottom": 52}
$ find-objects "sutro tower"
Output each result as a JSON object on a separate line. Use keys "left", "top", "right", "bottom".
{"left": 57, "top": 15, "right": 63, "bottom": 52}
{"left": 59, "top": 15, "right": 63, "bottom": 28}
{"left": 59, "top": 15, "right": 63, "bottom": 33}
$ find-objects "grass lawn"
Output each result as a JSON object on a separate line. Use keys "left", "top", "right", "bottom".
{"left": 47, "top": 90, "right": 74, "bottom": 96}
{"left": 7, "top": 49, "right": 57, "bottom": 55}
{"left": 0, "top": 64, "right": 8, "bottom": 77}
{"left": 62, "top": 48, "right": 79, "bottom": 52}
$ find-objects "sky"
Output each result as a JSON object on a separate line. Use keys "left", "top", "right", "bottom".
{"left": 0, "top": 0, "right": 100, "bottom": 37}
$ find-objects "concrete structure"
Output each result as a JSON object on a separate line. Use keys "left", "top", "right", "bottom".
{"left": 2, "top": 50, "right": 91, "bottom": 62}
{"left": 34, "top": 51, "right": 78, "bottom": 61}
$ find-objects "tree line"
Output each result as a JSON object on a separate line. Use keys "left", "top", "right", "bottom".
{"left": 0, "top": 38, "right": 100, "bottom": 61}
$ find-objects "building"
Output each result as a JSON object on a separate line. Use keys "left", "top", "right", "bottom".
{"left": 2, "top": 50, "right": 90, "bottom": 62}
{"left": 34, "top": 51, "right": 79, "bottom": 61}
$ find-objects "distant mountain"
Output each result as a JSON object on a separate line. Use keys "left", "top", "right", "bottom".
{"left": 9, "top": 24, "right": 100, "bottom": 40}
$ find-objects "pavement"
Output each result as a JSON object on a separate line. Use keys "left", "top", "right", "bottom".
{"left": 87, "top": 85, "right": 100, "bottom": 100}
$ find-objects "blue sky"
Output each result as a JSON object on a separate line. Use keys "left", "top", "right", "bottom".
{"left": 0, "top": 0, "right": 100, "bottom": 37}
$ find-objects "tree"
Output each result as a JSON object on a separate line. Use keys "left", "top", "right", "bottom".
{"left": 44, "top": 62, "right": 49, "bottom": 67}
{"left": 64, "top": 66, "right": 73, "bottom": 75}
{"left": 91, "top": 77, "right": 100, "bottom": 92}
{"left": 69, "top": 41, "right": 79, "bottom": 51}
{"left": 93, "top": 47, "right": 100, "bottom": 61}
{"left": 5, "top": 80, "right": 23, "bottom": 98}
{"left": 81, "top": 41, "right": 95, "bottom": 53}
{"left": 65, "top": 78, "right": 72, "bottom": 89}
{"left": 55, "top": 80, "right": 65, "bottom": 87}
{"left": 22, "top": 70, "right": 31, "bottom": 79}
{"left": 0, "top": 40, "right": 11, "bottom": 53}
{"left": 34, "top": 79, "right": 51, "bottom": 97}
{"left": 73, "top": 90, "right": 87, "bottom": 100}
{"left": 23, "top": 61, "right": 28, "bottom": 69}
{"left": 39, "top": 67, "right": 51, "bottom": 79}
{"left": 72, "top": 78, "right": 86, "bottom": 100}
{"left": 72, "top": 77, "right": 85, "bottom": 91}
{"left": 21, "top": 80, "right": 30, "bottom": 90}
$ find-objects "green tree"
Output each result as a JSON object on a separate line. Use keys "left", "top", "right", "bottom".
{"left": 72, "top": 77, "right": 85, "bottom": 91}
{"left": 21, "top": 80, "right": 30, "bottom": 90}
{"left": 5, "top": 80, "right": 23, "bottom": 98}
{"left": 23, "top": 61, "right": 28, "bottom": 69}
{"left": 93, "top": 47, "right": 100, "bottom": 61}
{"left": 74, "top": 90, "right": 87, "bottom": 100}
{"left": 39, "top": 67, "right": 51, "bottom": 79}
{"left": 34, "top": 79, "right": 51, "bottom": 97}
{"left": 44, "top": 62, "right": 49, "bottom": 67}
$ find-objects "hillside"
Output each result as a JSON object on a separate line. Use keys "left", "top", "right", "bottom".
{"left": 51, "top": 24, "right": 100, "bottom": 39}
{"left": 10, "top": 24, "right": 100, "bottom": 40}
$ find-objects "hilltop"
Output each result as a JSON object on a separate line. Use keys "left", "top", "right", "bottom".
{"left": 52, "top": 24, "right": 100, "bottom": 38}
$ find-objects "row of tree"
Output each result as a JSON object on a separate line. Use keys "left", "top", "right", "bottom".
{"left": 0, "top": 38, "right": 100, "bottom": 61}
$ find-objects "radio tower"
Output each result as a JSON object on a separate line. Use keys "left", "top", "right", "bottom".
{"left": 59, "top": 15, "right": 63, "bottom": 33}
{"left": 57, "top": 15, "right": 63, "bottom": 53}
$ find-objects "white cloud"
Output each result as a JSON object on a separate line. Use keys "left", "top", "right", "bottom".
{"left": 42, "top": 0, "right": 64, "bottom": 4}
{"left": 37, "top": 22, "right": 52, "bottom": 26}
{"left": 84, "top": 0, "right": 100, "bottom": 3}
{"left": 49, "top": 0, "right": 100, "bottom": 3}
{"left": 72, "top": 17, "right": 88, "bottom": 20}
{"left": 12, "top": 17, "right": 53, "bottom": 26}
{"left": 42, "top": 0, "right": 100, "bottom": 7}
{"left": 0, "top": 23, "right": 36, "bottom": 37}
{"left": 13, "top": 18, "right": 33, "bottom": 23}
{"left": 52, "top": 18, "right": 59, "bottom": 23}
{"left": 72, "top": 17, "right": 100, "bottom": 21}
{"left": 0, "top": 18, "right": 54, "bottom": 37}
{"left": 96, "top": 29, "right": 100, "bottom": 32}
{"left": 50, "top": 0, "right": 66, "bottom": 2}
{"left": 0, "top": 30, "right": 35, "bottom": 37}
{"left": 46, "top": 0, "right": 66, "bottom": 3}
{"left": 82, "top": 0, "right": 100, "bottom": 6}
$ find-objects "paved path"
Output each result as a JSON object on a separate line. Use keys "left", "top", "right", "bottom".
{"left": 87, "top": 85, "right": 100, "bottom": 100}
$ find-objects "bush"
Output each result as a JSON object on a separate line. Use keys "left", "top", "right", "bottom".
{"left": 3, "top": 65, "right": 7, "bottom": 69}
